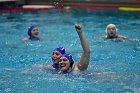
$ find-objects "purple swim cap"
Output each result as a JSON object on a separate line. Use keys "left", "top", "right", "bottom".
{"left": 54, "top": 47, "right": 66, "bottom": 55}
{"left": 28, "top": 25, "right": 37, "bottom": 36}
{"left": 62, "top": 53, "right": 74, "bottom": 68}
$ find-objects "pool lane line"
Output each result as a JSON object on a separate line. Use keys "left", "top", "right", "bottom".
{"left": 69, "top": 6, "right": 140, "bottom": 12}
{"left": 119, "top": 7, "right": 140, "bottom": 11}
{"left": 0, "top": 6, "right": 64, "bottom": 14}
{"left": 0, "top": 5, "right": 140, "bottom": 14}
{"left": 70, "top": 5, "right": 119, "bottom": 10}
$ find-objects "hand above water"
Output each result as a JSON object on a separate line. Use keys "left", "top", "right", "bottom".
{"left": 75, "top": 24, "right": 82, "bottom": 33}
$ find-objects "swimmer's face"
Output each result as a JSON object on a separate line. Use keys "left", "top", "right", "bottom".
{"left": 59, "top": 57, "right": 70, "bottom": 71}
{"left": 52, "top": 51, "right": 62, "bottom": 64}
{"left": 107, "top": 26, "right": 116, "bottom": 37}
{"left": 31, "top": 28, "right": 39, "bottom": 37}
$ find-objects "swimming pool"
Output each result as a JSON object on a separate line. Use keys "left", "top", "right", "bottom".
{"left": 0, "top": 9, "right": 140, "bottom": 93}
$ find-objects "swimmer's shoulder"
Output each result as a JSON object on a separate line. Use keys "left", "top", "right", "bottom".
{"left": 117, "top": 35, "right": 127, "bottom": 39}
{"left": 115, "top": 35, "right": 127, "bottom": 41}
{"left": 71, "top": 67, "right": 86, "bottom": 76}
{"left": 42, "top": 65, "right": 55, "bottom": 70}
{"left": 31, "top": 64, "right": 54, "bottom": 70}
{"left": 101, "top": 35, "right": 108, "bottom": 39}
{"left": 118, "top": 35, "right": 138, "bottom": 42}
{"left": 22, "top": 38, "right": 29, "bottom": 42}
{"left": 71, "top": 64, "right": 83, "bottom": 73}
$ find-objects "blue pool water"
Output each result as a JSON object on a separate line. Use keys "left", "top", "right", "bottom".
{"left": 0, "top": 9, "right": 140, "bottom": 93}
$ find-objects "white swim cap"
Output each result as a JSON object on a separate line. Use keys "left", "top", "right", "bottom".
{"left": 105, "top": 24, "right": 118, "bottom": 33}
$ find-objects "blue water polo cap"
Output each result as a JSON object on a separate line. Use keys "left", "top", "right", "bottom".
{"left": 28, "top": 25, "right": 37, "bottom": 36}
{"left": 62, "top": 53, "right": 74, "bottom": 68}
{"left": 54, "top": 47, "right": 66, "bottom": 55}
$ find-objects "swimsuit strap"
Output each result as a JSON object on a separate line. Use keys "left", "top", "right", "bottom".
{"left": 107, "top": 35, "right": 118, "bottom": 39}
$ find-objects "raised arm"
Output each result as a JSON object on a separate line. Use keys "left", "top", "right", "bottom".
{"left": 73, "top": 24, "right": 90, "bottom": 71}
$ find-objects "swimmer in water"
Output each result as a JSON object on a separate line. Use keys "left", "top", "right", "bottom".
{"left": 22, "top": 47, "right": 66, "bottom": 74}
{"left": 102, "top": 24, "right": 126, "bottom": 42}
{"left": 58, "top": 24, "right": 90, "bottom": 74}
{"left": 22, "top": 25, "right": 40, "bottom": 42}
{"left": 42, "top": 47, "right": 66, "bottom": 71}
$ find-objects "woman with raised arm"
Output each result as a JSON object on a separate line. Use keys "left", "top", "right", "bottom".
{"left": 58, "top": 24, "right": 90, "bottom": 74}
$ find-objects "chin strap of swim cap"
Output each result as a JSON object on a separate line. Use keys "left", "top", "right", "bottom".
{"left": 105, "top": 24, "right": 118, "bottom": 33}
{"left": 62, "top": 53, "right": 74, "bottom": 68}
{"left": 28, "top": 25, "right": 37, "bottom": 37}
{"left": 54, "top": 47, "right": 66, "bottom": 55}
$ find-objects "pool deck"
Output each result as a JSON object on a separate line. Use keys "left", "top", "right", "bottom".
{"left": 0, "top": 0, "right": 140, "bottom": 13}
{"left": 23, "top": 0, "right": 140, "bottom": 8}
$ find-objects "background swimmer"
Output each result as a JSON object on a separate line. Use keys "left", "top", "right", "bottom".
{"left": 58, "top": 24, "right": 90, "bottom": 74}
{"left": 22, "top": 25, "right": 40, "bottom": 42}
{"left": 102, "top": 24, "right": 126, "bottom": 42}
